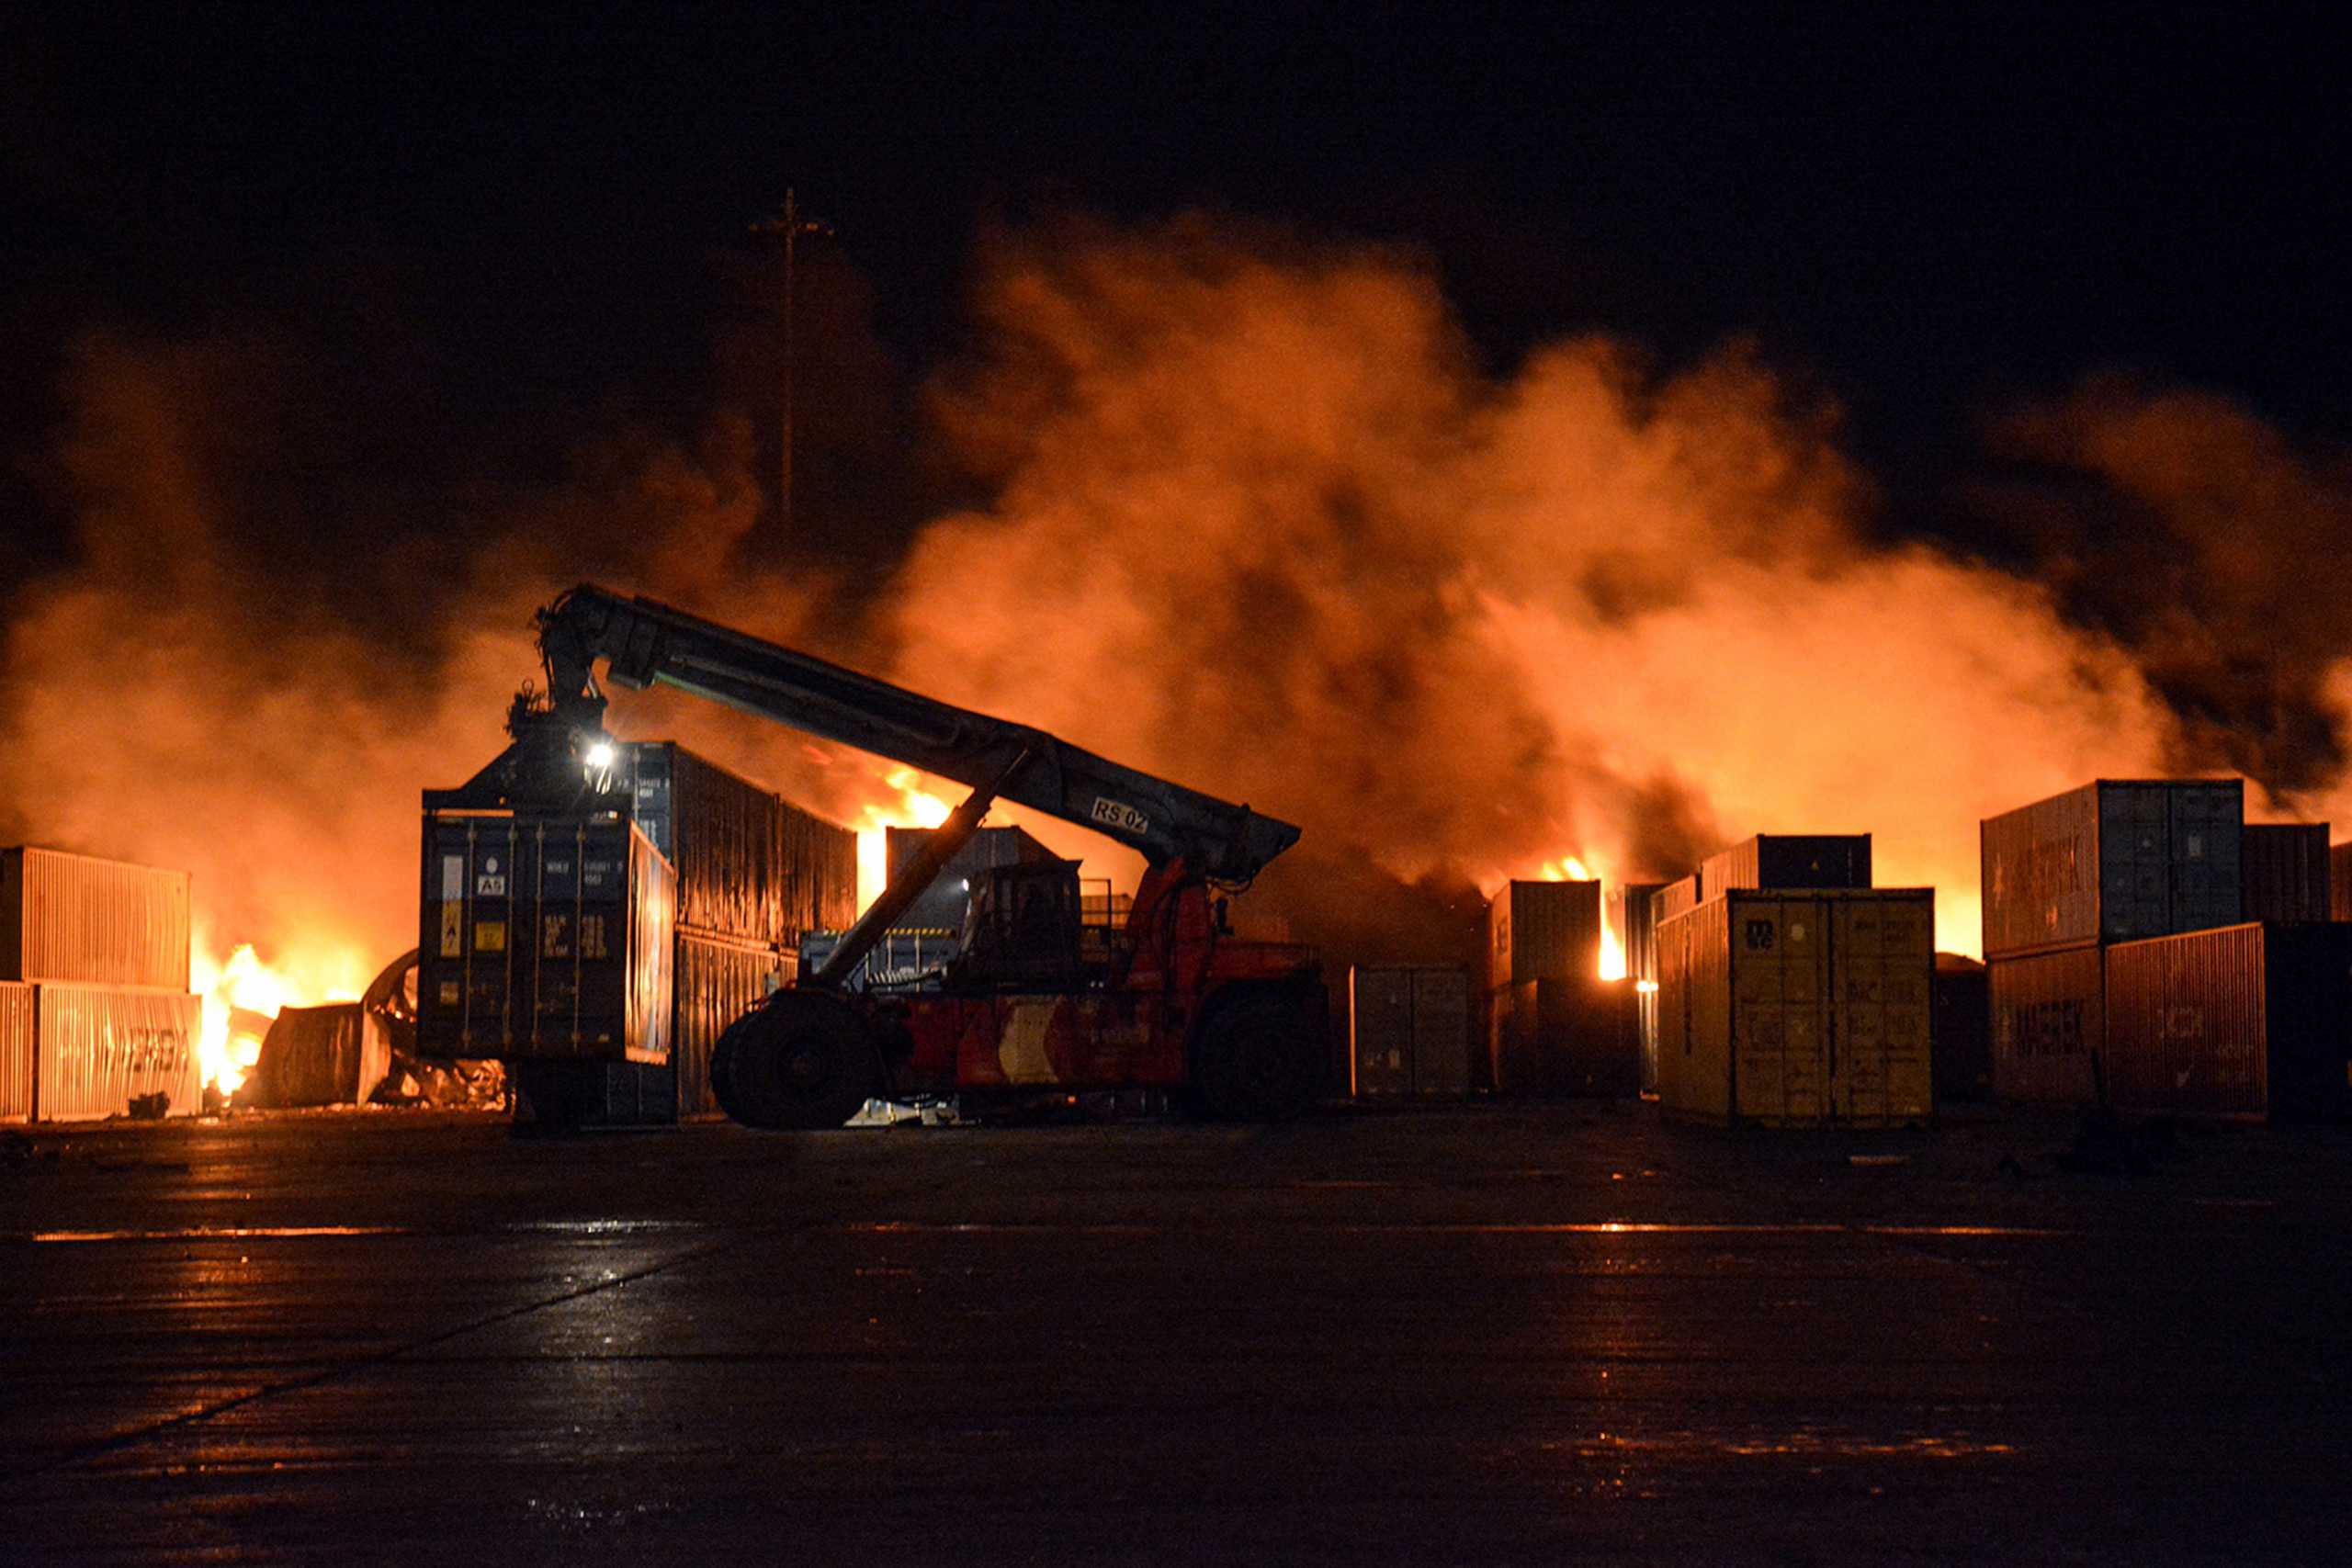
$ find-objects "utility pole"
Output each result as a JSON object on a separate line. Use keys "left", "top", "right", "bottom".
{"left": 750, "top": 188, "right": 835, "bottom": 536}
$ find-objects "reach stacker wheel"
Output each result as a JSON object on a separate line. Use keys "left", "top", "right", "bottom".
{"left": 714, "top": 988, "right": 880, "bottom": 1131}
{"left": 1192, "top": 991, "right": 1323, "bottom": 1122}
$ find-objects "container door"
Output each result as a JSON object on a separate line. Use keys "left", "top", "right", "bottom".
{"left": 1349, "top": 969, "right": 1413, "bottom": 1095}
{"left": 1828, "top": 897, "right": 1934, "bottom": 1124}
{"left": 1731, "top": 898, "right": 1828, "bottom": 1125}
{"left": 2099, "top": 785, "right": 2170, "bottom": 942}
{"left": 2168, "top": 784, "right": 2243, "bottom": 936}
{"left": 1410, "top": 968, "right": 1470, "bottom": 1096}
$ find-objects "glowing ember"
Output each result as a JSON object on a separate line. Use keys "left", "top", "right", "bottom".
{"left": 853, "top": 767, "right": 956, "bottom": 915}
{"left": 191, "top": 940, "right": 368, "bottom": 1097}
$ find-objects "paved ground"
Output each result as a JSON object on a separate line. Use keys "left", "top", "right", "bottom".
{"left": 4, "top": 1100, "right": 2349, "bottom": 1565}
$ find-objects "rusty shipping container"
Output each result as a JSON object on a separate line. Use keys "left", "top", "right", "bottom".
{"left": 245, "top": 1003, "right": 391, "bottom": 1109}
{"left": 1700, "top": 834, "right": 1871, "bottom": 897}
{"left": 1, "top": 981, "right": 31, "bottom": 1122}
{"left": 1608, "top": 882, "right": 1667, "bottom": 1094}
{"left": 2240, "top": 823, "right": 2331, "bottom": 924}
{"left": 2332, "top": 841, "right": 2352, "bottom": 921}
{"left": 1986, "top": 944, "right": 2105, "bottom": 1105}
{"left": 1489, "top": 976, "right": 1639, "bottom": 1099}
{"left": 2102, "top": 923, "right": 2352, "bottom": 1122}
{"left": 1655, "top": 889, "right": 1934, "bottom": 1128}
{"left": 416, "top": 814, "right": 675, "bottom": 1062}
{"left": 1486, "top": 880, "right": 1602, "bottom": 991}
{"left": 1980, "top": 779, "right": 2242, "bottom": 959}
{"left": 17, "top": 985, "right": 203, "bottom": 1122}
{"left": 1348, "top": 965, "right": 1471, "bottom": 1096}
{"left": 2, "top": 847, "right": 191, "bottom": 991}
{"left": 1931, "top": 953, "right": 1991, "bottom": 1102}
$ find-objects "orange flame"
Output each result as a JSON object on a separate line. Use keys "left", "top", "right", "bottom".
{"left": 191, "top": 938, "right": 368, "bottom": 1097}
{"left": 852, "top": 767, "right": 956, "bottom": 916}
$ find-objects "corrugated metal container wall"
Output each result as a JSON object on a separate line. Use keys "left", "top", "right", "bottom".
{"left": 2102, "top": 923, "right": 2352, "bottom": 1122}
{"left": 1653, "top": 875, "right": 1702, "bottom": 927}
{"left": 1, "top": 981, "right": 32, "bottom": 1122}
{"left": 1980, "top": 780, "right": 2242, "bottom": 959}
{"left": 1656, "top": 890, "right": 1933, "bottom": 1127}
{"left": 1699, "top": 835, "right": 1872, "bottom": 896}
{"left": 785, "top": 798, "right": 859, "bottom": 940}
{"left": 247, "top": 1003, "right": 392, "bottom": 1108}
{"left": 674, "top": 933, "right": 792, "bottom": 1118}
{"left": 2332, "top": 841, "right": 2352, "bottom": 921}
{"left": 1, "top": 848, "right": 191, "bottom": 990}
{"left": 416, "top": 815, "right": 675, "bottom": 1062}
{"left": 633, "top": 745, "right": 786, "bottom": 944}
{"left": 30, "top": 986, "right": 202, "bottom": 1121}
{"left": 2239, "top": 824, "right": 2331, "bottom": 924}
{"left": 1486, "top": 880, "right": 1603, "bottom": 991}
{"left": 1986, "top": 944, "right": 2104, "bottom": 1104}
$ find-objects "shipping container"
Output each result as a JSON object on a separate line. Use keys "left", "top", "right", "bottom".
{"left": 625, "top": 743, "right": 856, "bottom": 947}
{"left": 1987, "top": 944, "right": 2105, "bottom": 1105}
{"left": 2333, "top": 841, "right": 2352, "bottom": 921}
{"left": 1653, "top": 875, "right": 1702, "bottom": 927}
{"left": 1486, "top": 880, "right": 1603, "bottom": 991}
{"left": 1, "top": 981, "right": 31, "bottom": 1122}
{"left": 1931, "top": 953, "right": 1991, "bottom": 1102}
{"left": 2239, "top": 823, "right": 2331, "bottom": 924}
{"left": 1979, "top": 779, "right": 2242, "bottom": 958}
{"left": 1347, "top": 965, "right": 1471, "bottom": 1096}
{"left": 1655, "top": 889, "right": 1933, "bottom": 1128}
{"left": 1489, "top": 976, "right": 1639, "bottom": 1098}
{"left": 245, "top": 1003, "right": 391, "bottom": 1109}
{"left": 1700, "top": 834, "right": 1871, "bottom": 896}
{"left": 22, "top": 985, "right": 202, "bottom": 1122}
{"left": 1609, "top": 881, "right": 1668, "bottom": 1096}
{"left": 1, "top": 847, "right": 191, "bottom": 991}
{"left": 2102, "top": 922, "right": 2352, "bottom": 1122}
{"left": 416, "top": 813, "right": 675, "bottom": 1061}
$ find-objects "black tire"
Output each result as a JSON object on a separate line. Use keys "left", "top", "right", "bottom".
{"left": 716, "top": 989, "right": 880, "bottom": 1131}
{"left": 1192, "top": 992, "right": 1324, "bottom": 1122}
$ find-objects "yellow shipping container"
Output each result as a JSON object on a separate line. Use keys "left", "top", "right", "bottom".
{"left": 1657, "top": 889, "right": 1934, "bottom": 1128}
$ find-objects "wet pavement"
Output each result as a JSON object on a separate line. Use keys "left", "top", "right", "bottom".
{"left": 5, "top": 1101, "right": 2349, "bottom": 1564}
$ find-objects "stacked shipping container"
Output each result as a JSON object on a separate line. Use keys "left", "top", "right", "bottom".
{"left": 1482, "top": 880, "right": 1632, "bottom": 1096}
{"left": 2240, "top": 823, "right": 2331, "bottom": 924}
{"left": 1980, "top": 780, "right": 2243, "bottom": 1105}
{"left": 2, "top": 848, "right": 202, "bottom": 1122}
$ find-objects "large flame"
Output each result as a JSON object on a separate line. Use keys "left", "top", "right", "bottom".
{"left": 853, "top": 767, "right": 956, "bottom": 916}
{"left": 191, "top": 938, "right": 368, "bottom": 1098}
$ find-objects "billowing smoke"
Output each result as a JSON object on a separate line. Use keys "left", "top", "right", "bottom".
{"left": 885, "top": 220, "right": 2182, "bottom": 952}
{"left": 10, "top": 216, "right": 2335, "bottom": 990}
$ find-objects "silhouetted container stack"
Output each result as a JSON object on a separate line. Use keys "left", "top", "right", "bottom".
{"left": 1482, "top": 880, "right": 1633, "bottom": 1096}
{"left": 1980, "top": 780, "right": 2243, "bottom": 1105}
{"left": 1, "top": 847, "right": 202, "bottom": 1122}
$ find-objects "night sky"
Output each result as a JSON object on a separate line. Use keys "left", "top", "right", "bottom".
{"left": 6, "top": 6, "right": 2348, "bottom": 708}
